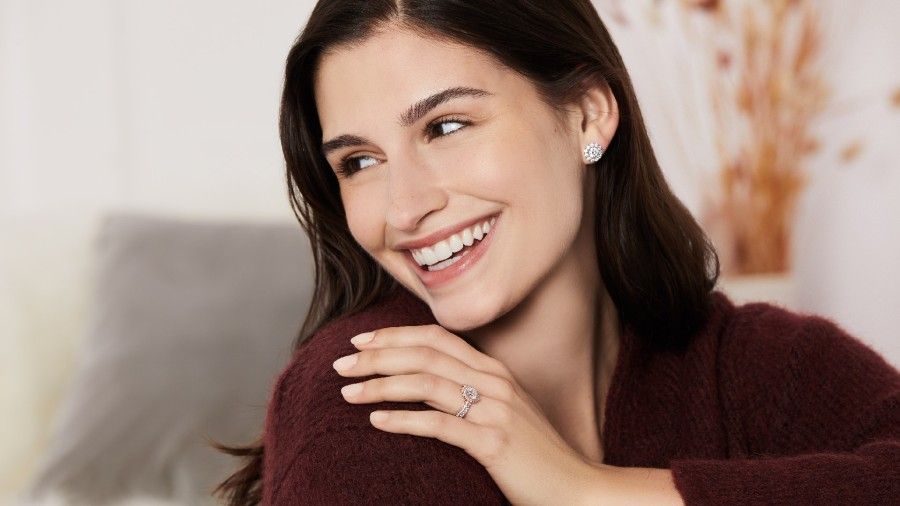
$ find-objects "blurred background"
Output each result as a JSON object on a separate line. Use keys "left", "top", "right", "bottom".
{"left": 1, "top": 0, "right": 897, "bottom": 504}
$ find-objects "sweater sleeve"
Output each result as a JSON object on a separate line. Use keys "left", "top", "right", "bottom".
{"left": 261, "top": 329, "right": 510, "bottom": 505}
{"left": 668, "top": 308, "right": 900, "bottom": 505}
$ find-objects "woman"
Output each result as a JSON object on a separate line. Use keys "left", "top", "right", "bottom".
{"left": 213, "top": 1, "right": 900, "bottom": 504}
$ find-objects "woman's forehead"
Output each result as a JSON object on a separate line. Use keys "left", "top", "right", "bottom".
{"left": 314, "top": 29, "right": 520, "bottom": 132}
{"left": 318, "top": 27, "right": 499, "bottom": 81}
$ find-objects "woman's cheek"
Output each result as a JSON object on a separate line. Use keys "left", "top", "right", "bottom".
{"left": 343, "top": 195, "right": 383, "bottom": 253}
{"left": 447, "top": 135, "right": 511, "bottom": 195}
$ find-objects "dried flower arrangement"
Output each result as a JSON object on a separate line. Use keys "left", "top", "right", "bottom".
{"left": 685, "top": 0, "right": 831, "bottom": 275}
{"left": 602, "top": 0, "right": 831, "bottom": 276}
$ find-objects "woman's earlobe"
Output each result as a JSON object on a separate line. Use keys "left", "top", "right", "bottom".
{"left": 583, "top": 142, "right": 605, "bottom": 164}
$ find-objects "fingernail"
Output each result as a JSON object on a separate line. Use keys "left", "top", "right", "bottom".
{"left": 341, "top": 383, "right": 362, "bottom": 396}
{"left": 350, "top": 332, "right": 374, "bottom": 346}
{"left": 332, "top": 354, "right": 358, "bottom": 371}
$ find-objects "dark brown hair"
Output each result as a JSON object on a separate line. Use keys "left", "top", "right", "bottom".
{"left": 211, "top": 0, "right": 720, "bottom": 503}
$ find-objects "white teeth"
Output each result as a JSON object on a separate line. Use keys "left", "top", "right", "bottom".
{"left": 449, "top": 234, "right": 463, "bottom": 253}
{"left": 410, "top": 215, "right": 498, "bottom": 268}
{"left": 423, "top": 245, "right": 440, "bottom": 265}
{"left": 432, "top": 240, "right": 453, "bottom": 262}
{"left": 427, "top": 252, "right": 466, "bottom": 272}
{"left": 461, "top": 227, "right": 474, "bottom": 246}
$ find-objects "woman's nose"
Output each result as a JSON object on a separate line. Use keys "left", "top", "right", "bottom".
{"left": 385, "top": 162, "right": 448, "bottom": 232}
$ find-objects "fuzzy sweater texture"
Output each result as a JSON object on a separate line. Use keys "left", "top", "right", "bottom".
{"left": 261, "top": 284, "right": 900, "bottom": 505}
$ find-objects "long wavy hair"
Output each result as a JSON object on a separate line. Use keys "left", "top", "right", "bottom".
{"left": 211, "top": 0, "right": 720, "bottom": 503}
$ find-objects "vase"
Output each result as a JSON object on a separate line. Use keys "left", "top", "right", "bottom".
{"left": 715, "top": 271, "right": 798, "bottom": 310}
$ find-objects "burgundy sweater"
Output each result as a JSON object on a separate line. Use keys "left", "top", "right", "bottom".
{"left": 261, "top": 284, "right": 900, "bottom": 504}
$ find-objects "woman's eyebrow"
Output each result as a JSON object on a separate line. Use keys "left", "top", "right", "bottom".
{"left": 321, "top": 86, "right": 493, "bottom": 157}
{"left": 398, "top": 86, "right": 493, "bottom": 127}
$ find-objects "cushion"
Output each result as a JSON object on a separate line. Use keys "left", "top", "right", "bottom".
{"left": 23, "top": 212, "right": 314, "bottom": 505}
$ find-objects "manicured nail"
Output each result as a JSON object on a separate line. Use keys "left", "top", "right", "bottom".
{"left": 350, "top": 332, "right": 374, "bottom": 346}
{"left": 332, "top": 354, "right": 358, "bottom": 371}
{"left": 341, "top": 383, "right": 363, "bottom": 396}
{"left": 370, "top": 411, "right": 388, "bottom": 423}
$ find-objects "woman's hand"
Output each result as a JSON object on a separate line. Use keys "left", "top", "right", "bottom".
{"left": 331, "top": 323, "right": 614, "bottom": 506}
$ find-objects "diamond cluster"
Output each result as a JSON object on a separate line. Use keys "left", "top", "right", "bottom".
{"left": 455, "top": 385, "right": 481, "bottom": 418}
{"left": 583, "top": 142, "right": 604, "bottom": 163}
{"left": 462, "top": 385, "right": 480, "bottom": 403}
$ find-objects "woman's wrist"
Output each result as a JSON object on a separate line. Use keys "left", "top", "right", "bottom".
{"left": 582, "top": 463, "right": 685, "bottom": 506}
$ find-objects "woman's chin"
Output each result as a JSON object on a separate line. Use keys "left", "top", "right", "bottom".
{"left": 428, "top": 294, "right": 501, "bottom": 332}
{"left": 388, "top": 257, "right": 507, "bottom": 330}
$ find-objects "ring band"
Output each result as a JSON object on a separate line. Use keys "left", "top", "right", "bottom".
{"left": 455, "top": 384, "right": 481, "bottom": 418}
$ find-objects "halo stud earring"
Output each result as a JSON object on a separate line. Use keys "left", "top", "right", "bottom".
{"left": 583, "top": 142, "right": 604, "bottom": 163}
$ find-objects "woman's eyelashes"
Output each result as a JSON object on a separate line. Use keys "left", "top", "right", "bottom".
{"left": 336, "top": 116, "right": 471, "bottom": 177}
{"left": 426, "top": 116, "right": 470, "bottom": 139}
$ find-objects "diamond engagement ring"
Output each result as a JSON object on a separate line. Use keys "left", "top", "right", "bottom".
{"left": 455, "top": 385, "right": 481, "bottom": 418}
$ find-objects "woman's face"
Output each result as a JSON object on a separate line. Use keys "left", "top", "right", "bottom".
{"left": 315, "top": 26, "right": 615, "bottom": 330}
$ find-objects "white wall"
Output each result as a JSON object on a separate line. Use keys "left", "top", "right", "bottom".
{"left": 0, "top": 0, "right": 312, "bottom": 220}
{"left": 791, "top": 1, "right": 900, "bottom": 366}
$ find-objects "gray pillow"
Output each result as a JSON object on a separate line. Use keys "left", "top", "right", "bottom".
{"left": 23, "top": 212, "right": 314, "bottom": 505}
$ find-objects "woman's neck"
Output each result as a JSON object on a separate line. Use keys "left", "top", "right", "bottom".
{"left": 458, "top": 216, "right": 621, "bottom": 462}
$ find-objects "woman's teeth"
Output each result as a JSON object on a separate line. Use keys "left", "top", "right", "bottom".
{"left": 411, "top": 216, "right": 496, "bottom": 270}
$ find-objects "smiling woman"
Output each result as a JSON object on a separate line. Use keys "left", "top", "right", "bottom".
{"left": 210, "top": 1, "right": 900, "bottom": 505}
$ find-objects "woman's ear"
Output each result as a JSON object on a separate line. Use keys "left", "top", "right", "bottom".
{"left": 577, "top": 82, "right": 619, "bottom": 154}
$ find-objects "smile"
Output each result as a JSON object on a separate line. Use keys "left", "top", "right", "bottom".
{"left": 410, "top": 215, "right": 496, "bottom": 269}
{"left": 404, "top": 213, "right": 500, "bottom": 288}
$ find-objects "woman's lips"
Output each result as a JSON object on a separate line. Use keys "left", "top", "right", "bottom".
{"left": 394, "top": 211, "right": 501, "bottom": 251}
{"left": 404, "top": 213, "right": 500, "bottom": 288}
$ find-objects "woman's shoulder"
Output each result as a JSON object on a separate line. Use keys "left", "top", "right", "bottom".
{"left": 266, "top": 284, "right": 437, "bottom": 432}
{"left": 714, "top": 289, "right": 897, "bottom": 378}
{"left": 668, "top": 297, "right": 900, "bottom": 502}
{"left": 709, "top": 289, "right": 899, "bottom": 453}
{"left": 260, "top": 285, "right": 509, "bottom": 503}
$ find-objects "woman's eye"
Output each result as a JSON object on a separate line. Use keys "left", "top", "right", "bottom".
{"left": 336, "top": 116, "right": 471, "bottom": 178}
{"left": 426, "top": 116, "right": 469, "bottom": 139}
{"left": 337, "top": 154, "right": 378, "bottom": 177}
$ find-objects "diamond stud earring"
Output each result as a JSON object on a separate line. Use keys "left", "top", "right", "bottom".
{"left": 583, "top": 142, "right": 604, "bottom": 163}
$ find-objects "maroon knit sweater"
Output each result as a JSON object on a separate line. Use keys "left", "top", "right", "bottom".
{"left": 261, "top": 284, "right": 900, "bottom": 505}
